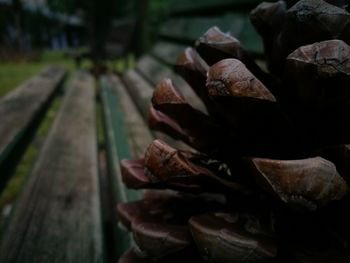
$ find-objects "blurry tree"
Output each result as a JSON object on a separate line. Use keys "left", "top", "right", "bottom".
{"left": 12, "top": 0, "right": 23, "bottom": 50}
{"left": 46, "top": 0, "right": 165, "bottom": 61}
{"left": 133, "top": 0, "right": 149, "bottom": 56}
{"left": 47, "top": 0, "right": 85, "bottom": 14}
{"left": 48, "top": 0, "right": 116, "bottom": 62}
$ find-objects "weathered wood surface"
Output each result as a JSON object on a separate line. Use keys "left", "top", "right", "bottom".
{"left": 123, "top": 69, "right": 154, "bottom": 118}
{"left": 100, "top": 74, "right": 153, "bottom": 204}
{"left": 0, "top": 65, "right": 66, "bottom": 165}
{"left": 100, "top": 74, "right": 154, "bottom": 258}
{"left": 108, "top": 74, "right": 153, "bottom": 159}
{"left": 0, "top": 71, "right": 103, "bottom": 263}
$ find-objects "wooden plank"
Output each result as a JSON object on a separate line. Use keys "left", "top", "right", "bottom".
{"left": 168, "top": 0, "right": 261, "bottom": 15}
{"left": 135, "top": 55, "right": 206, "bottom": 113}
{"left": 150, "top": 41, "right": 187, "bottom": 66}
{"left": 135, "top": 55, "right": 169, "bottom": 85}
{"left": 0, "top": 71, "right": 103, "bottom": 263}
{"left": 123, "top": 69, "right": 154, "bottom": 118}
{"left": 108, "top": 74, "right": 153, "bottom": 159}
{"left": 100, "top": 74, "right": 154, "bottom": 204}
{"left": 100, "top": 74, "right": 155, "bottom": 258}
{"left": 0, "top": 65, "right": 66, "bottom": 166}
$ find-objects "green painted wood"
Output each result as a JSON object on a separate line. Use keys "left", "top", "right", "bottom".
{"left": 0, "top": 65, "right": 66, "bottom": 166}
{"left": 239, "top": 17, "right": 264, "bottom": 55}
{"left": 108, "top": 74, "right": 153, "bottom": 159}
{"left": 159, "top": 14, "right": 246, "bottom": 44}
{"left": 100, "top": 74, "right": 154, "bottom": 258}
{"left": 0, "top": 71, "right": 103, "bottom": 263}
{"left": 100, "top": 74, "right": 153, "bottom": 201}
{"left": 158, "top": 14, "right": 263, "bottom": 54}
{"left": 100, "top": 76, "right": 132, "bottom": 204}
{"left": 168, "top": 0, "right": 262, "bottom": 15}
{"left": 100, "top": 77, "right": 132, "bottom": 161}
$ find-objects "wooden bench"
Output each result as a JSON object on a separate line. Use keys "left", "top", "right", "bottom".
{"left": 0, "top": 1, "right": 265, "bottom": 261}
{"left": 0, "top": 68, "right": 104, "bottom": 262}
{"left": 99, "top": 0, "right": 264, "bottom": 260}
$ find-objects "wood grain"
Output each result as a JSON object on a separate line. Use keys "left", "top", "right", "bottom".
{"left": 0, "top": 71, "right": 103, "bottom": 263}
{"left": 108, "top": 74, "right": 153, "bottom": 159}
{"left": 0, "top": 65, "right": 66, "bottom": 165}
{"left": 123, "top": 69, "right": 154, "bottom": 118}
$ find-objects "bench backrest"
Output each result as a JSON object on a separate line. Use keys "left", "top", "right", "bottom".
{"left": 158, "top": 0, "right": 263, "bottom": 54}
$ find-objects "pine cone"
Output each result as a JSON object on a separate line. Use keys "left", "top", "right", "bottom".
{"left": 117, "top": 1, "right": 350, "bottom": 262}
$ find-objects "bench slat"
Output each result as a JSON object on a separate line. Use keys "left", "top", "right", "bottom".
{"left": 123, "top": 69, "right": 154, "bottom": 118}
{"left": 100, "top": 74, "right": 154, "bottom": 258}
{"left": 0, "top": 71, "right": 103, "bottom": 263}
{"left": 108, "top": 74, "right": 153, "bottom": 159}
{"left": 0, "top": 65, "right": 66, "bottom": 165}
{"left": 100, "top": 74, "right": 152, "bottom": 204}
{"left": 159, "top": 15, "right": 263, "bottom": 54}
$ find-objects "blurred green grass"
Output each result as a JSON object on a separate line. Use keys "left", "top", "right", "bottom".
{"left": 0, "top": 50, "right": 89, "bottom": 98}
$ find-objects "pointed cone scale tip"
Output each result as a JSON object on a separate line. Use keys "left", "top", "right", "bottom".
{"left": 207, "top": 59, "right": 276, "bottom": 101}
{"left": 197, "top": 26, "right": 240, "bottom": 46}
{"left": 144, "top": 139, "right": 176, "bottom": 182}
{"left": 176, "top": 47, "right": 196, "bottom": 67}
{"left": 176, "top": 48, "right": 208, "bottom": 74}
{"left": 117, "top": 202, "right": 142, "bottom": 230}
{"left": 131, "top": 216, "right": 192, "bottom": 258}
{"left": 119, "top": 248, "right": 148, "bottom": 263}
{"left": 148, "top": 105, "right": 184, "bottom": 134}
{"left": 120, "top": 159, "right": 151, "bottom": 188}
{"left": 250, "top": 156, "right": 349, "bottom": 210}
{"left": 152, "top": 78, "right": 185, "bottom": 106}
{"left": 287, "top": 39, "right": 350, "bottom": 76}
{"left": 144, "top": 139, "right": 197, "bottom": 182}
{"left": 250, "top": 1, "right": 286, "bottom": 25}
{"left": 189, "top": 212, "right": 277, "bottom": 262}
{"left": 143, "top": 140, "right": 249, "bottom": 193}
